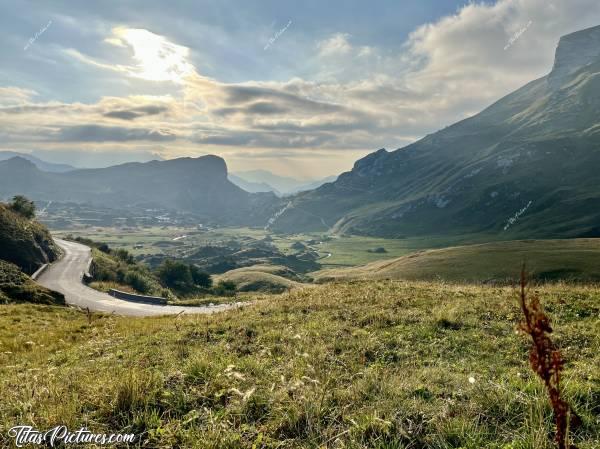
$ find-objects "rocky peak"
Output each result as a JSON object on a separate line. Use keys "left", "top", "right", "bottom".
{"left": 549, "top": 24, "right": 600, "bottom": 86}
{"left": 352, "top": 148, "right": 389, "bottom": 178}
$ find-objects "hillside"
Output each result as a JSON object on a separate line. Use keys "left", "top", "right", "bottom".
{"left": 0, "top": 200, "right": 64, "bottom": 305}
{"left": 0, "top": 155, "right": 278, "bottom": 226}
{"left": 0, "top": 260, "right": 64, "bottom": 305}
{"left": 0, "top": 281, "right": 597, "bottom": 447}
{"left": 315, "top": 238, "right": 600, "bottom": 284}
{"left": 271, "top": 25, "right": 600, "bottom": 239}
{"left": 216, "top": 264, "right": 303, "bottom": 293}
{"left": 0, "top": 201, "right": 60, "bottom": 274}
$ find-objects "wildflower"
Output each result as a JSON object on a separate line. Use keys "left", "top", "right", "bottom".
{"left": 468, "top": 376, "right": 476, "bottom": 384}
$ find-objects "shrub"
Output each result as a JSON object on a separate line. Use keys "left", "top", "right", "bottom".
{"left": 113, "top": 248, "right": 134, "bottom": 264}
{"left": 157, "top": 260, "right": 194, "bottom": 292}
{"left": 9, "top": 195, "right": 35, "bottom": 219}
{"left": 213, "top": 280, "right": 236, "bottom": 296}
{"left": 124, "top": 271, "right": 152, "bottom": 294}
{"left": 190, "top": 265, "right": 212, "bottom": 288}
{"left": 156, "top": 260, "right": 213, "bottom": 293}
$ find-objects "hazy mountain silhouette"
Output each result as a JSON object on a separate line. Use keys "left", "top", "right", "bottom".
{"left": 0, "top": 151, "right": 75, "bottom": 173}
{"left": 0, "top": 155, "right": 276, "bottom": 226}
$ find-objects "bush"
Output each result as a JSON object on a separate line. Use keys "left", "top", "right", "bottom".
{"left": 190, "top": 265, "right": 212, "bottom": 288}
{"left": 213, "top": 280, "right": 236, "bottom": 296}
{"left": 124, "top": 271, "right": 152, "bottom": 294}
{"left": 113, "top": 248, "right": 134, "bottom": 264}
{"left": 157, "top": 260, "right": 194, "bottom": 291}
{"left": 156, "top": 260, "right": 213, "bottom": 293}
{"left": 9, "top": 195, "right": 35, "bottom": 219}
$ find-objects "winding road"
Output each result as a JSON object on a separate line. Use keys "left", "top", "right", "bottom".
{"left": 37, "top": 239, "right": 241, "bottom": 317}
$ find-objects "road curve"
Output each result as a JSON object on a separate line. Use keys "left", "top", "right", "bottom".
{"left": 37, "top": 239, "right": 241, "bottom": 317}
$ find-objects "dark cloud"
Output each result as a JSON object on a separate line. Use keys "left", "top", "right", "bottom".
{"left": 223, "top": 85, "right": 344, "bottom": 113}
{"left": 56, "top": 125, "right": 176, "bottom": 142}
{"left": 103, "top": 105, "right": 169, "bottom": 120}
{"left": 213, "top": 101, "right": 288, "bottom": 117}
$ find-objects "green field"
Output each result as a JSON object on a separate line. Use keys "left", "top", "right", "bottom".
{"left": 1, "top": 281, "right": 598, "bottom": 448}
{"left": 54, "top": 226, "right": 472, "bottom": 267}
{"left": 315, "top": 239, "right": 600, "bottom": 283}
{"left": 55, "top": 227, "right": 600, "bottom": 286}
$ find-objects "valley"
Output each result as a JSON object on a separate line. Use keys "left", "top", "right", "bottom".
{"left": 1, "top": 16, "right": 600, "bottom": 449}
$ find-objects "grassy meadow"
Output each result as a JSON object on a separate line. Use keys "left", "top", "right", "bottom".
{"left": 52, "top": 226, "right": 488, "bottom": 269}
{"left": 0, "top": 281, "right": 598, "bottom": 448}
{"left": 315, "top": 239, "right": 600, "bottom": 284}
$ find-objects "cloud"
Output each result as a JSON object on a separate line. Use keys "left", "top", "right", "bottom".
{"left": 0, "top": 87, "right": 38, "bottom": 106}
{"left": 66, "top": 27, "right": 195, "bottom": 84}
{"left": 56, "top": 125, "right": 176, "bottom": 142}
{"left": 317, "top": 33, "right": 353, "bottom": 56}
{"left": 110, "top": 27, "right": 195, "bottom": 83}
{"left": 103, "top": 104, "right": 169, "bottom": 120}
{"left": 3, "top": 0, "right": 600, "bottom": 178}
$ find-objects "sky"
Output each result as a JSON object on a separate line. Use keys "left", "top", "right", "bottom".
{"left": 1, "top": 0, "right": 600, "bottom": 178}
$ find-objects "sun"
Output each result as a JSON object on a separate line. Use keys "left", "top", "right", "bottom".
{"left": 109, "top": 27, "right": 195, "bottom": 84}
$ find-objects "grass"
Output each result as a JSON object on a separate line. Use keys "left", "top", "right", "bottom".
{"left": 315, "top": 239, "right": 600, "bottom": 284}
{"left": 0, "top": 280, "right": 598, "bottom": 448}
{"left": 0, "top": 202, "right": 60, "bottom": 274}
{"left": 53, "top": 225, "right": 479, "bottom": 270}
{"left": 0, "top": 260, "right": 65, "bottom": 305}
{"left": 217, "top": 269, "right": 302, "bottom": 294}
{"left": 215, "top": 265, "right": 303, "bottom": 293}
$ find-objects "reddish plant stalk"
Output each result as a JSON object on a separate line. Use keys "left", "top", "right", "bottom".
{"left": 518, "top": 268, "right": 577, "bottom": 449}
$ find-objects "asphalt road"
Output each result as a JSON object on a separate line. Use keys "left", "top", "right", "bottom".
{"left": 37, "top": 239, "right": 241, "bottom": 317}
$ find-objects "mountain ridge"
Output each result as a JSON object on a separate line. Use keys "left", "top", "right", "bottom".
{"left": 270, "top": 25, "right": 600, "bottom": 239}
{"left": 0, "top": 155, "right": 278, "bottom": 226}
{"left": 0, "top": 151, "right": 75, "bottom": 173}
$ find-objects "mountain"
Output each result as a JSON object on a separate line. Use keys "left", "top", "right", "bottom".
{"left": 0, "top": 155, "right": 277, "bottom": 226}
{"left": 232, "top": 170, "right": 336, "bottom": 196}
{"left": 270, "top": 25, "right": 600, "bottom": 239}
{"left": 295, "top": 175, "right": 338, "bottom": 193}
{"left": 228, "top": 174, "right": 280, "bottom": 195}
{"left": 0, "top": 151, "right": 75, "bottom": 172}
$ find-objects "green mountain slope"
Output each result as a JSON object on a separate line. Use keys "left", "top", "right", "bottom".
{"left": 314, "top": 238, "right": 600, "bottom": 284}
{"left": 0, "top": 201, "right": 64, "bottom": 305}
{"left": 271, "top": 25, "right": 600, "bottom": 239}
{"left": 0, "top": 201, "right": 60, "bottom": 274}
{"left": 0, "top": 260, "right": 64, "bottom": 305}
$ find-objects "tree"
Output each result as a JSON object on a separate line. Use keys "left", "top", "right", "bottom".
{"left": 157, "top": 260, "right": 194, "bottom": 291}
{"left": 189, "top": 264, "right": 213, "bottom": 288}
{"left": 113, "top": 248, "right": 134, "bottom": 264}
{"left": 9, "top": 195, "right": 36, "bottom": 219}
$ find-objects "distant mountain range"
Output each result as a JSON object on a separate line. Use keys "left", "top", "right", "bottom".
{"left": 0, "top": 151, "right": 75, "bottom": 173}
{"left": 0, "top": 155, "right": 277, "bottom": 226}
{"left": 269, "top": 25, "right": 600, "bottom": 239}
{"left": 230, "top": 170, "right": 337, "bottom": 196}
